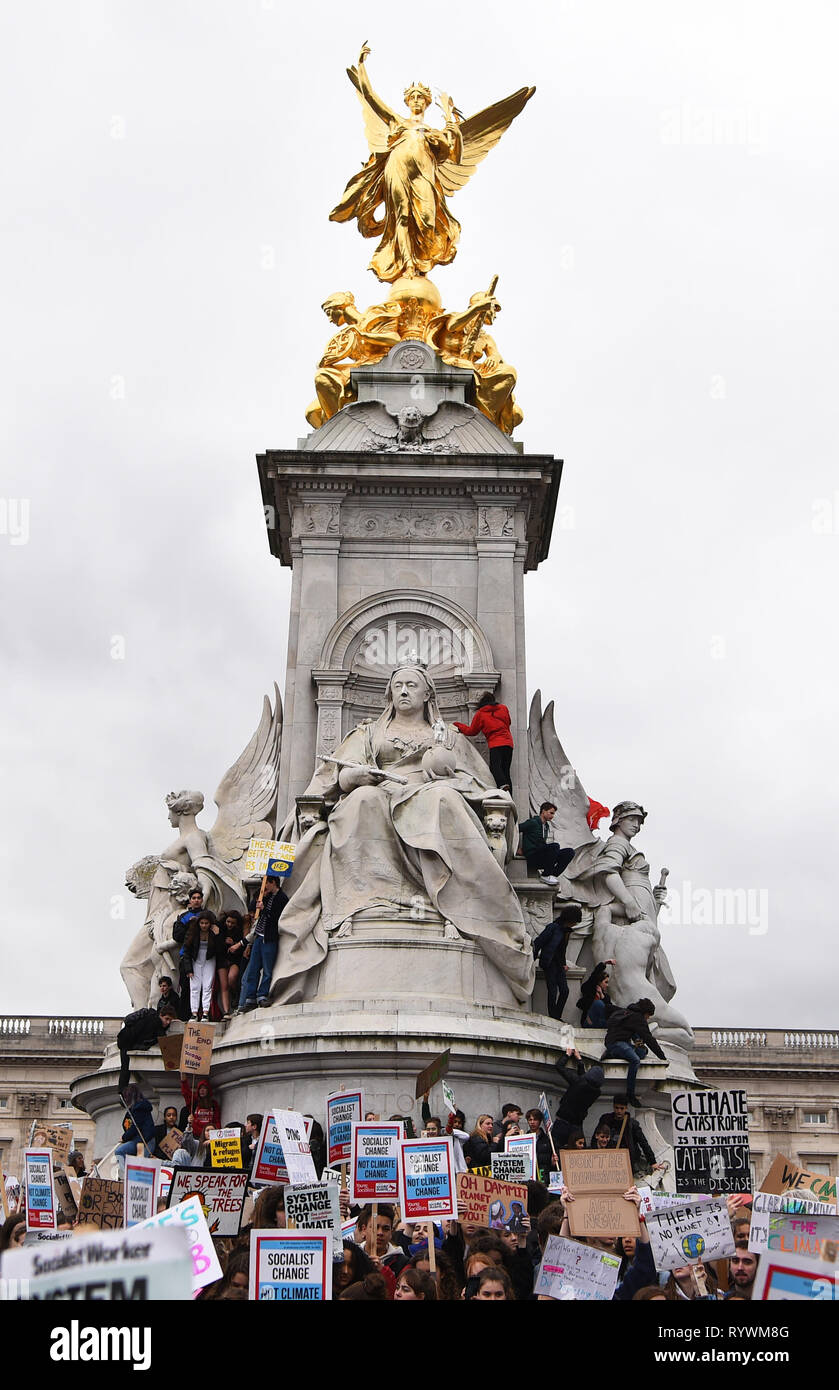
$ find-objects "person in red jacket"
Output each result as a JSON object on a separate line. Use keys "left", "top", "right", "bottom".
{"left": 454, "top": 693, "right": 514, "bottom": 792}
{"left": 179, "top": 1076, "right": 220, "bottom": 1140}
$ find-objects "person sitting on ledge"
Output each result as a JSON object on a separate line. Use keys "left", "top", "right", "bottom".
{"left": 518, "top": 802, "right": 575, "bottom": 885}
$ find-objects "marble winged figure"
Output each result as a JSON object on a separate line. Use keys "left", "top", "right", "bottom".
{"left": 330, "top": 43, "right": 535, "bottom": 283}
{"left": 528, "top": 691, "right": 693, "bottom": 1049}
{"left": 120, "top": 686, "right": 283, "bottom": 1009}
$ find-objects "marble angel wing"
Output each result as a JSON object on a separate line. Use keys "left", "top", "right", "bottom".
{"left": 437, "top": 87, "right": 536, "bottom": 197}
{"left": 527, "top": 689, "right": 594, "bottom": 849}
{"left": 346, "top": 64, "right": 393, "bottom": 154}
{"left": 207, "top": 684, "right": 283, "bottom": 867}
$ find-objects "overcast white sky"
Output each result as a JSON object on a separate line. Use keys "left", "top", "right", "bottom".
{"left": 1, "top": 1, "right": 835, "bottom": 1026}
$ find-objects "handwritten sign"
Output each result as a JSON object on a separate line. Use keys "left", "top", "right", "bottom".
{"left": 180, "top": 1020, "right": 215, "bottom": 1076}
{"left": 349, "top": 1122, "right": 402, "bottom": 1202}
{"left": 749, "top": 1189, "right": 836, "bottom": 1255}
{"left": 245, "top": 838, "right": 295, "bottom": 877}
{"left": 157, "top": 1127, "right": 184, "bottom": 1160}
{"left": 766, "top": 1211, "right": 839, "bottom": 1262}
{"left": 250, "top": 1229, "right": 332, "bottom": 1301}
{"left": 285, "top": 1182, "right": 342, "bottom": 1259}
{"left": 78, "top": 1177, "right": 124, "bottom": 1230}
{"left": 644, "top": 1196, "right": 735, "bottom": 1270}
{"left": 124, "top": 1156, "right": 160, "bottom": 1228}
{"left": 209, "top": 1129, "right": 244, "bottom": 1169}
{"left": 561, "top": 1148, "right": 640, "bottom": 1239}
{"left": 54, "top": 1172, "right": 79, "bottom": 1225}
{"left": 273, "top": 1110, "right": 317, "bottom": 1186}
{"left": 136, "top": 1195, "right": 222, "bottom": 1293}
{"left": 414, "top": 1048, "right": 451, "bottom": 1100}
{"left": 535, "top": 1234, "right": 621, "bottom": 1301}
{"left": 398, "top": 1137, "right": 457, "bottom": 1221}
{"left": 30, "top": 1123, "right": 73, "bottom": 1166}
{"left": 326, "top": 1089, "right": 363, "bottom": 1166}
{"left": 671, "top": 1089, "right": 751, "bottom": 1194}
{"left": 24, "top": 1150, "right": 57, "bottom": 1232}
{"left": 455, "top": 1172, "right": 529, "bottom": 1230}
{"left": 760, "top": 1154, "right": 837, "bottom": 1208}
{"left": 167, "top": 1169, "right": 249, "bottom": 1237}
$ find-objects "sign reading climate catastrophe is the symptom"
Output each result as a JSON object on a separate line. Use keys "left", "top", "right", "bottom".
{"left": 671, "top": 1089, "right": 751, "bottom": 1194}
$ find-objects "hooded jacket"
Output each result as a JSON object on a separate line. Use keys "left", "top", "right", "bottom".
{"left": 556, "top": 1064, "right": 605, "bottom": 1126}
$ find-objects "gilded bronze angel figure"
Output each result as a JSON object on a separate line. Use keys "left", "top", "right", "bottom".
{"left": 330, "top": 43, "right": 535, "bottom": 284}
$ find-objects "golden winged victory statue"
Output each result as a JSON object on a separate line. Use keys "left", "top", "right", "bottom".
{"left": 330, "top": 43, "right": 534, "bottom": 283}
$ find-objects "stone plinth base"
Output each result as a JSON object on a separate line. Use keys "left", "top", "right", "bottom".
{"left": 71, "top": 998, "right": 698, "bottom": 1169}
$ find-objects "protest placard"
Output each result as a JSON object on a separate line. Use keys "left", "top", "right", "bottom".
{"left": 54, "top": 1171, "right": 79, "bottom": 1224}
{"left": 253, "top": 1113, "right": 289, "bottom": 1185}
{"left": 245, "top": 837, "right": 295, "bottom": 876}
{"left": 124, "top": 1156, "right": 160, "bottom": 1228}
{"left": 159, "top": 1166, "right": 173, "bottom": 1200}
{"left": 209, "top": 1128, "right": 244, "bottom": 1169}
{"left": 455, "top": 1172, "right": 529, "bottom": 1230}
{"left": 765, "top": 1211, "right": 839, "bottom": 1262}
{"left": 159, "top": 1034, "right": 184, "bottom": 1071}
{"left": 560, "top": 1148, "right": 640, "bottom": 1239}
{"left": 30, "top": 1122, "right": 73, "bottom": 1166}
{"left": 180, "top": 1020, "right": 215, "bottom": 1075}
{"left": 760, "top": 1153, "right": 837, "bottom": 1208}
{"left": 644, "top": 1196, "right": 735, "bottom": 1270}
{"left": 349, "top": 1122, "right": 403, "bottom": 1202}
{"left": 414, "top": 1048, "right": 451, "bottom": 1100}
{"left": 398, "top": 1137, "right": 457, "bottom": 1221}
{"left": 166, "top": 1168, "right": 249, "bottom": 1237}
{"left": 157, "top": 1127, "right": 184, "bottom": 1160}
{"left": 504, "top": 1133, "right": 538, "bottom": 1181}
{"left": 321, "top": 1166, "right": 343, "bottom": 1187}
{"left": 137, "top": 1195, "right": 222, "bottom": 1293}
{"left": 535, "top": 1234, "right": 621, "bottom": 1301}
{"left": 671, "top": 1088, "right": 751, "bottom": 1193}
{"left": 78, "top": 1177, "right": 124, "bottom": 1230}
{"left": 24, "top": 1150, "right": 57, "bottom": 1232}
{"left": 754, "top": 1248, "right": 837, "bottom": 1301}
{"left": 748, "top": 1188, "right": 836, "bottom": 1255}
{"left": 326, "top": 1088, "right": 363, "bottom": 1166}
{"left": 537, "top": 1091, "right": 553, "bottom": 1131}
{"left": 441, "top": 1080, "right": 457, "bottom": 1115}
{"left": 0, "top": 1224, "right": 193, "bottom": 1301}
{"left": 273, "top": 1110, "right": 317, "bottom": 1185}
{"left": 285, "top": 1182, "right": 342, "bottom": 1259}
{"left": 250, "top": 1229, "right": 332, "bottom": 1301}
{"left": 491, "top": 1152, "right": 531, "bottom": 1184}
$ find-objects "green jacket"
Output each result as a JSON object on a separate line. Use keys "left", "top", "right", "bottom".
{"left": 518, "top": 814, "right": 548, "bottom": 858}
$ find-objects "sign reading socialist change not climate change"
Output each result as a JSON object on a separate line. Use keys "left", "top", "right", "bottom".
{"left": 398, "top": 1137, "right": 457, "bottom": 1221}
{"left": 250, "top": 1230, "right": 332, "bottom": 1301}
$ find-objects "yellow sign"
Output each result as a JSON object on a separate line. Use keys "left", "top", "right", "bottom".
{"left": 245, "top": 838, "right": 296, "bottom": 876}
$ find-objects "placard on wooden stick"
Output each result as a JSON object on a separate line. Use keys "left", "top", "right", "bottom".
{"left": 560, "top": 1147, "right": 640, "bottom": 1239}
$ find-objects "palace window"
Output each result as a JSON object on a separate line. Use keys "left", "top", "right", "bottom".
{"left": 803, "top": 1111, "right": 829, "bottom": 1125}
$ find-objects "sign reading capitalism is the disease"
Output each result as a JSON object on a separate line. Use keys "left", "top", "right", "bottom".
{"left": 671, "top": 1089, "right": 751, "bottom": 1194}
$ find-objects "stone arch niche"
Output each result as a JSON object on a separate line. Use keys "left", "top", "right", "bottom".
{"left": 312, "top": 590, "right": 500, "bottom": 756}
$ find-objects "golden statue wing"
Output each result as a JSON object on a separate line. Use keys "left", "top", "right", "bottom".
{"left": 346, "top": 65, "right": 393, "bottom": 155}
{"left": 437, "top": 86, "right": 535, "bottom": 196}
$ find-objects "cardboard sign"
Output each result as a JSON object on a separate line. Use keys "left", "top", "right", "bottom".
{"left": 561, "top": 1148, "right": 640, "bottom": 1240}
{"left": 30, "top": 1123, "right": 73, "bottom": 1166}
{"left": 166, "top": 1169, "right": 248, "bottom": 1237}
{"left": 414, "top": 1048, "right": 451, "bottom": 1100}
{"left": 644, "top": 1196, "right": 735, "bottom": 1270}
{"left": 760, "top": 1154, "right": 837, "bottom": 1208}
{"left": 326, "top": 1089, "right": 364, "bottom": 1166}
{"left": 78, "top": 1177, "right": 124, "bottom": 1230}
{"left": 754, "top": 1249, "right": 837, "bottom": 1301}
{"left": 349, "top": 1122, "right": 403, "bottom": 1202}
{"left": 180, "top": 1020, "right": 215, "bottom": 1076}
{"left": 124, "top": 1156, "right": 160, "bottom": 1228}
{"left": 491, "top": 1152, "right": 531, "bottom": 1184}
{"left": 250, "top": 1229, "right": 332, "bottom": 1301}
{"left": 0, "top": 1224, "right": 193, "bottom": 1301}
{"left": 535, "top": 1234, "right": 621, "bottom": 1301}
{"left": 135, "top": 1194, "right": 222, "bottom": 1293}
{"left": 24, "top": 1150, "right": 57, "bottom": 1232}
{"left": 456, "top": 1172, "right": 529, "bottom": 1230}
{"left": 285, "top": 1182, "right": 342, "bottom": 1259}
{"left": 504, "top": 1133, "right": 538, "bottom": 1181}
{"left": 398, "top": 1137, "right": 457, "bottom": 1221}
{"left": 749, "top": 1189, "right": 836, "bottom": 1255}
{"left": 209, "top": 1129, "right": 244, "bottom": 1169}
{"left": 158, "top": 1127, "right": 185, "bottom": 1160}
{"left": 245, "top": 837, "right": 295, "bottom": 876}
{"left": 273, "top": 1110, "right": 317, "bottom": 1186}
{"left": 159, "top": 1034, "right": 184, "bottom": 1071}
{"left": 671, "top": 1089, "right": 751, "bottom": 1194}
{"left": 54, "top": 1172, "right": 79, "bottom": 1224}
